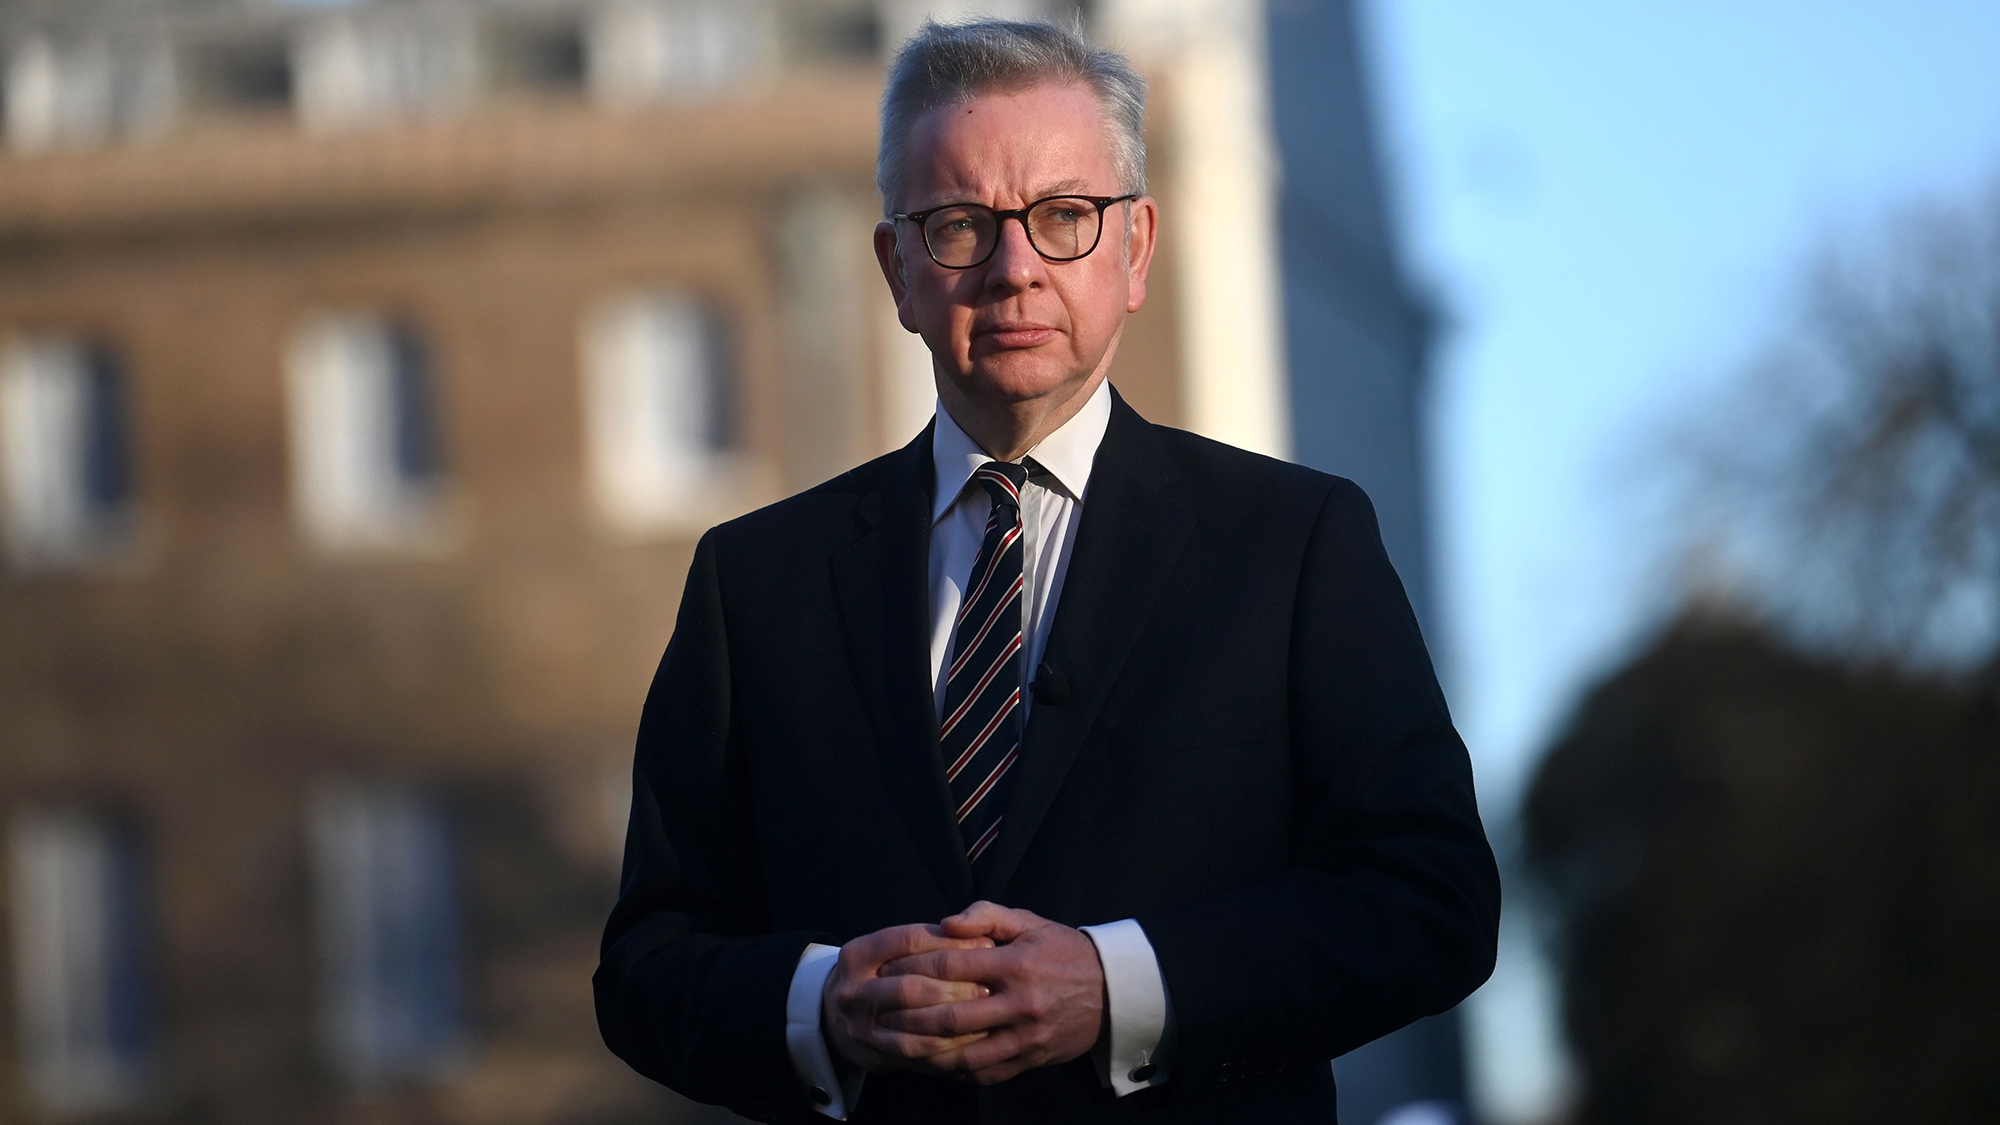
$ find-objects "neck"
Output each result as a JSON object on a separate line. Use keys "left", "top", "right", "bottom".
{"left": 938, "top": 359, "right": 1113, "bottom": 462}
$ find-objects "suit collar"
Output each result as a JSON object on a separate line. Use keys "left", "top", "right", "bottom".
{"left": 1090, "top": 385, "right": 1183, "bottom": 495}
{"left": 831, "top": 421, "right": 977, "bottom": 904}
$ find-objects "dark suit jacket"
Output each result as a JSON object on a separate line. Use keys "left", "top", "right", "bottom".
{"left": 595, "top": 390, "right": 1500, "bottom": 1124}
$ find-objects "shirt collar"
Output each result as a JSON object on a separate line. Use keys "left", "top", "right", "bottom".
{"left": 930, "top": 378, "right": 1112, "bottom": 525}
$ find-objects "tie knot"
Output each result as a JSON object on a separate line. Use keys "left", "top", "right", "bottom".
{"left": 973, "top": 460, "right": 1028, "bottom": 509}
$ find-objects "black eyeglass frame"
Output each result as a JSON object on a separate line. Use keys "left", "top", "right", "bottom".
{"left": 894, "top": 193, "right": 1141, "bottom": 270}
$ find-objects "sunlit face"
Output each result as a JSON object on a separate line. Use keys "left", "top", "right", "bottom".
{"left": 874, "top": 82, "right": 1157, "bottom": 412}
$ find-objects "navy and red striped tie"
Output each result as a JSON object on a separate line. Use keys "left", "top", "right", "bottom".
{"left": 940, "top": 460, "right": 1029, "bottom": 875}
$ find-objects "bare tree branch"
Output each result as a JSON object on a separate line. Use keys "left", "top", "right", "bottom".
{"left": 1672, "top": 179, "right": 2000, "bottom": 673}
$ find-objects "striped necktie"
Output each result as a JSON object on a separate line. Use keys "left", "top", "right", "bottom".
{"left": 940, "top": 459, "right": 1030, "bottom": 874}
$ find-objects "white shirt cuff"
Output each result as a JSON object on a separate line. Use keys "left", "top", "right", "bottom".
{"left": 785, "top": 942, "right": 865, "bottom": 1118}
{"left": 1080, "top": 918, "right": 1174, "bottom": 1095}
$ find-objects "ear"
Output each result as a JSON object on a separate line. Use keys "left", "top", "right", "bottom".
{"left": 1123, "top": 196, "right": 1159, "bottom": 314}
{"left": 873, "top": 220, "right": 921, "bottom": 333}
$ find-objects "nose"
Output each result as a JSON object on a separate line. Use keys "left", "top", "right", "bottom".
{"left": 983, "top": 212, "right": 1046, "bottom": 293}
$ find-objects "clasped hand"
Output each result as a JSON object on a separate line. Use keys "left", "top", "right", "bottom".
{"left": 820, "top": 901, "right": 1105, "bottom": 1086}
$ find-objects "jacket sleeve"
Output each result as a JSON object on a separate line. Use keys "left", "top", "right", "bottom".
{"left": 593, "top": 530, "right": 832, "bottom": 1123}
{"left": 1134, "top": 478, "right": 1502, "bottom": 1096}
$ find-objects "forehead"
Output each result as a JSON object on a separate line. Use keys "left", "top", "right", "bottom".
{"left": 903, "top": 82, "right": 1118, "bottom": 204}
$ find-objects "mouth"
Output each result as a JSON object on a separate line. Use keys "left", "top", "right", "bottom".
{"left": 974, "top": 321, "right": 1060, "bottom": 349}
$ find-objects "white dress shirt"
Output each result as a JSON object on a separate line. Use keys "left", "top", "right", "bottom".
{"left": 784, "top": 381, "right": 1174, "bottom": 1117}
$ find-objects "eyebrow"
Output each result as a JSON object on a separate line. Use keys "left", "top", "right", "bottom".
{"left": 915, "top": 179, "right": 1103, "bottom": 211}
{"left": 1035, "top": 179, "right": 1095, "bottom": 198}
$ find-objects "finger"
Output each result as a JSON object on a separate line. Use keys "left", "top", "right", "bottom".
{"left": 851, "top": 972, "right": 988, "bottom": 1012}
{"left": 840, "top": 924, "right": 922, "bottom": 973}
{"left": 879, "top": 945, "right": 1009, "bottom": 983}
{"left": 846, "top": 923, "right": 996, "bottom": 973}
{"left": 941, "top": 901, "right": 1050, "bottom": 943}
{"left": 916, "top": 928, "right": 992, "bottom": 944}
{"left": 870, "top": 941, "right": 999, "bottom": 986}
{"left": 937, "top": 900, "right": 1008, "bottom": 937}
{"left": 856, "top": 1024, "right": 989, "bottom": 1062}
{"left": 876, "top": 994, "right": 1018, "bottom": 1037}
{"left": 929, "top": 1025, "right": 1027, "bottom": 1074}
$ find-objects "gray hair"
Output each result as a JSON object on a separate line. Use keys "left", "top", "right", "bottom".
{"left": 877, "top": 18, "right": 1148, "bottom": 217}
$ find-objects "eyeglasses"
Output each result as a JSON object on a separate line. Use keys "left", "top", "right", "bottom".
{"left": 894, "top": 193, "right": 1140, "bottom": 270}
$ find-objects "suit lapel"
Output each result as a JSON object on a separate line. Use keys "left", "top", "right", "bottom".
{"left": 829, "top": 423, "right": 975, "bottom": 905}
{"left": 979, "top": 392, "right": 1196, "bottom": 898}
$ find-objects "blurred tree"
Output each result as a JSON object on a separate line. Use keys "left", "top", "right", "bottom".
{"left": 1680, "top": 182, "right": 2000, "bottom": 670}
{"left": 1525, "top": 614, "right": 2000, "bottom": 1124}
{"left": 1527, "top": 182, "right": 2000, "bottom": 1123}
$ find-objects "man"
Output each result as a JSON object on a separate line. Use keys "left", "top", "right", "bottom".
{"left": 596, "top": 19, "right": 1498, "bottom": 1124}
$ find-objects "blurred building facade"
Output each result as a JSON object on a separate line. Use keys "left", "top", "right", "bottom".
{"left": 0, "top": 1, "right": 1439, "bottom": 1123}
{"left": 1258, "top": 4, "right": 1456, "bottom": 1124}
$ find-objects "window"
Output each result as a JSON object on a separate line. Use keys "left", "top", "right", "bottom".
{"left": 308, "top": 782, "right": 465, "bottom": 1086}
{"left": 0, "top": 336, "right": 134, "bottom": 566}
{"left": 581, "top": 290, "right": 738, "bottom": 532}
{"left": 285, "top": 312, "right": 444, "bottom": 551}
{"left": 8, "top": 809, "right": 153, "bottom": 1115}
{"left": 4, "top": 36, "right": 176, "bottom": 151}
{"left": 489, "top": 19, "right": 587, "bottom": 93}
{"left": 292, "top": 9, "right": 476, "bottom": 129}
{"left": 183, "top": 38, "right": 294, "bottom": 113}
{"left": 585, "top": 0, "right": 766, "bottom": 105}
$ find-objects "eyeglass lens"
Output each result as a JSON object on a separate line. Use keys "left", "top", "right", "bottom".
{"left": 922, "top": 198, "right": 1105, "bottom": 268}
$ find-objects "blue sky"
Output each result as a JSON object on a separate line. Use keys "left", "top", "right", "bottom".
{"left": 1353, "top": 1, "right": 2000, "bottom": 1117}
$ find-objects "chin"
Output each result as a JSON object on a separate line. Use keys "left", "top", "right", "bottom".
{"left": 961, "top": 354, "right": 1085, "bottom": 403}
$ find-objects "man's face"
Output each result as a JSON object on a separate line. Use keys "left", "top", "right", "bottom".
{"left": 875, "top": 82, "right": 1158, "bottom": 411}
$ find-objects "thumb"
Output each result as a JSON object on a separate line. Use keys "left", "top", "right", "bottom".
{"left": 941, "top": 900, "right": 1049, "bottom": 943}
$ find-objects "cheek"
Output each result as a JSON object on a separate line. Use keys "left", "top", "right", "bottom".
{"left": 1062, "top": 270, "right": 1129, "bottom": 346}
{"left": 906, "top": 265, "right": 954, "bottom": 306}
{"left": 908, "top": 283, "right": 977, "bottom": 354}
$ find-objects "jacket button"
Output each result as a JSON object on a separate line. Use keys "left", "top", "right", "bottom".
{"left": 1128, "top": 1063, "right": 1157, "bottom": 1083}
{"left": 810, "top": 1086, "right": 831, "bottom": 1106}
